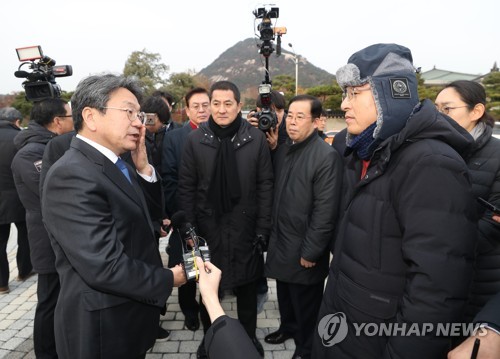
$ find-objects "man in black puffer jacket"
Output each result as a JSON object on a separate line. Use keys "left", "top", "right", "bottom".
{"left": 312, "top": 44, "right": 477, "bottom": 359}
{"left": 265, "top": 95, "right": 342, "bottom": 359}
{"left": 11, "top": 98, "right": 73, "bottom": 358}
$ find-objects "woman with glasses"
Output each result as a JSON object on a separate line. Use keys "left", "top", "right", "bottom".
{"left": 435, "top": 81, "right": 500, "bottom": 326}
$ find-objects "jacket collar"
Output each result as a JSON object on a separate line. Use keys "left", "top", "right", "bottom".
{"left": 70, "top": 137, "right": 144, "bottom": 208}
{"left": 199, "top": 117, "right": 255, "bottom": 149}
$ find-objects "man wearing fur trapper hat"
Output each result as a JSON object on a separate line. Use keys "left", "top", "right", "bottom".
{"left": 313, "top": 44, "right": 477, "bottom": 358}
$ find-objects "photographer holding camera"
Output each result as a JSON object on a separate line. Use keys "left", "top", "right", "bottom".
{"left": 247, "top": 90, "right": 289, "bottom": 151}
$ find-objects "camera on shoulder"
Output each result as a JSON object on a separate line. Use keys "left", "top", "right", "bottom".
{"left": 14, "top": 45, "right": 72, "bottom": 102}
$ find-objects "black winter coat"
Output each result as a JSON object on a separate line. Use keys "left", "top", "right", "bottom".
{"left": 11, "top": 121, "right": 56, "bottom": 273}
{"left": 0, "top": 120, "right": 25, "bottom": 224}
{"left": 161, "top": 124, "right": 193, "bottom": 267}
{"left": 266, "top": 131, "right": 342, "bottom": 285}
{"left": 161, "top": 123, "right": 193, "bottom": 218}
{"left": 313, "top": 100, "right": 477, "bottom": 359}
{"left": 178, "top": 118, "right": 273, "bottom": 289}
{"left": 463, "top": 125, "right": 500, "bottom": 320}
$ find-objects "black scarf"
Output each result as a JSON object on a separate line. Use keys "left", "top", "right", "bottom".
{"left": 207, "top": 115, "right": 242, "bottom": 216}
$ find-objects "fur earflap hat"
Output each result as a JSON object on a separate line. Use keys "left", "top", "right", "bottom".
{"left": 336, "top": 43, "right": 419, "bottom": 141}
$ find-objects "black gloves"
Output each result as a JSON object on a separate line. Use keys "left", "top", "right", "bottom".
{"left": 253, "top": 234, "right": 269, "bottom": 255}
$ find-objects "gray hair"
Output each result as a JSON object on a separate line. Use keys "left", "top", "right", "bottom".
{"left": 71, "top": 74, "right": 143, "bottom": 132}
{"left": 0, "top": 107, "right": 23, "bottom": 122}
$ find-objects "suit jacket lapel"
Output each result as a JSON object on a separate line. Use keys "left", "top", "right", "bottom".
{"left": 71, "top": 137, "right": 143, "bottom": 207}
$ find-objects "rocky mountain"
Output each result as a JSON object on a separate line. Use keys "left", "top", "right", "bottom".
{"left": 198, "top": 38, "right": 335, "bottom": 93}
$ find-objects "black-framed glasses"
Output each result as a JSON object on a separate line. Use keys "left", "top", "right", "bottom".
{"left": 58, "top": 114, "right": 73, "bottom": 118}
{"left": 100, "top": 107, "right": 146, "bottom": 125}
{"left": 436, "top": 105, "right": 469, "bottom": 115}
{"left": 342, "top": 87, "right": 371, "bottom": 102}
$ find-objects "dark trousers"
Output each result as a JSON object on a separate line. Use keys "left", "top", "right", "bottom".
{"left": 179, "top": 280, "right": 199, "bottom": 318}
{"left": 200, "top": 280, "right": 258, "bottom": 339}
{"left": 0, "top": 221, "right": 32, "bottom": 287}
{"left": 34, "top": 272, "right": 60, "bottom": 359}
{"left": 277, "top": 280, "right": 324, "bottom": 359}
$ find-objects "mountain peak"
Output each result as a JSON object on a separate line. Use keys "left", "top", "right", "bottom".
{"left": 198, "top": 38, "right": 334, "bottom": 93}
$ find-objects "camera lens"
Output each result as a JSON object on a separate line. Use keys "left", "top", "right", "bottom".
{"left": 259, "top": 117, "right": 270, "bottom": 130}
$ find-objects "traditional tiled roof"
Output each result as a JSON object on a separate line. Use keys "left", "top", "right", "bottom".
{"left": 420, "top": 66, "right": 483, "bottom": 86}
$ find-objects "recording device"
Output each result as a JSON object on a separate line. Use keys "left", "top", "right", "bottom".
{"left": 254, "top": 83, "right": 277, "bottom": 131}
{"left": 170, "top": 211, "right": 211, "bottom": 282}
{"left": 144, "top": 113, "right": 157, "bottom": 126}
{"left": 252, "top": 5, "right": 286, "bottom": 132}
{"left": 477, "top": 197, "right": 500, "bottom": 215}
{"left": 14, "top": 45, "right": 72, "bottom": 102}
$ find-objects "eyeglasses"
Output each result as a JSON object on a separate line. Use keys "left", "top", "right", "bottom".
{"left": 101, "top": 107, "right": 146, "bottom": 125}
{"left": 190, "top": 103, "right": 209, "bottom": 112}
{"left": 342, "top": 87, "right": 371, "bottom": 102}
{"left": 58, "top": 114, "right": 73, "bottom": 118}
{"left": 286, "top": 113, "right": 312, "bottom": 121}
{"left": 435, "top": 105, "right": 469, "bottom": 115}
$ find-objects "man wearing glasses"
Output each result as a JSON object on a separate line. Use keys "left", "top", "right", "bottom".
{"left": 11, "top": 98, "right": 74, "bottom": 359}
{"left": 41, "top": 74, "right": 186, "bottom": 359}
{"left": 265, "top": 95, "right": 343, "bottom": 359}
{"left": 161, "top": 87, "right": 210, "bottom": 333}
{"left": 313, "top": 44, "right": 477, "bottom": 358}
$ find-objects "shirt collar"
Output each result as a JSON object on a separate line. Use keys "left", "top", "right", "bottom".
{"left": 76, "top": 134, "right": 119, "bottom": 164}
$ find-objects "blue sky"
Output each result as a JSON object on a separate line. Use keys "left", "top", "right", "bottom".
{"left": 1, "top": 0, "right": 499, "bottom": 94}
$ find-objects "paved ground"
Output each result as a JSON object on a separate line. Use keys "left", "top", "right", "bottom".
{"left": 0, "top": 226, "right": 294, "bottom": 359}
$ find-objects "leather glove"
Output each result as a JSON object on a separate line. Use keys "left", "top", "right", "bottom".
{"left": 253, "top": 234, "right": 269, "bottom": 255}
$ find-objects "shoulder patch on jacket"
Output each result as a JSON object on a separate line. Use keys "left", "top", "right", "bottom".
{"left": 34, "top": 160, "right": 42, "bottom": 172}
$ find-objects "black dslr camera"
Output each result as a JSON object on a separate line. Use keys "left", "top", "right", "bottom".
{"left": 14, "top": 45, "right": 72, "bottom": 102}
{"left": 254, "top": 83, "right": 278, "bottom": 131}
{"left": 252, "top": 6, "right": 286, "bottom": 132}
{"left": 171, "top": 211, "right": 211, "bottom": 282}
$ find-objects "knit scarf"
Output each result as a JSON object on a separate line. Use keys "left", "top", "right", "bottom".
{"left": 207, "top": 115, "right": 242, "bottom": 216}
{"left": 346, "top": 122, "right": 378, "bottom": 160}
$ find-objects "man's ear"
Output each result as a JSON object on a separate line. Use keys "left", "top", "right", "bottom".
{"left": 313, "top": 117, "right": 319, "bottom": 128}
{"left": 82, "top": 107, "right": 98, "bottom": 131}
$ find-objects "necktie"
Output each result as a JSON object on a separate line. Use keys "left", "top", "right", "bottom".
{"left": 115, "top": 158, "right": 132, "bottom": 184}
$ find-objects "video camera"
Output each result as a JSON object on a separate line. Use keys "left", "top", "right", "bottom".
{"left": 14, "top": 45, "right": 72, "bottom": 102}
{"left": 171, "top": 211, "right": 211, "bottom": 282}
{"left": 252, "top": 5, "right": 286, "bottom": 132}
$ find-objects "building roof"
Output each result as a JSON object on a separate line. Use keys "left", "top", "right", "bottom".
{"left": 420, "top": 67, "right": 483, "bottom": 86}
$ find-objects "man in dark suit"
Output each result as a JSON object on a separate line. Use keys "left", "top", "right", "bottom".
{"left": 41, "top": 74, "right": 186, "bottom": 359}
{"left": 161, "top": 87, "right": 210, "bottom": 331}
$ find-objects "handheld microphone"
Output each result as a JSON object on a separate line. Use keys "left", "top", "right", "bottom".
{"left": 14, "top": 70, "right": 30, "bottom": 78}
{"left": 170, "top": 211, "right": 211, "bottom": 281}
{"left": 170, "top": 210, "right": 187, "bottom": 230}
